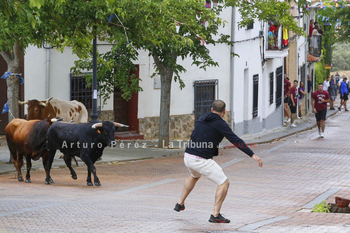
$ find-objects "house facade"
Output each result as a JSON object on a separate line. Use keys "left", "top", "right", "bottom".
{"left": 16, "top": 3, "right": 312, "bottom": 139}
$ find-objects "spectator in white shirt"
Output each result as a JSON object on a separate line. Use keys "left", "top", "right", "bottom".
{"left": 323, "top": 76, "right": 330, "bottom": 91}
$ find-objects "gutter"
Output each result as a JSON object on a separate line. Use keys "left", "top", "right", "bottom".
{"left": 230, "top": 6, "right": 236, "bottom": 130}
{"left": 46, "top": 44, "right": 51, "bottom": 99}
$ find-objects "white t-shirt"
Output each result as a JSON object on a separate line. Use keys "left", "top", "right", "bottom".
{"left": 323, "top": 80, "right": 330, "bottom": 91}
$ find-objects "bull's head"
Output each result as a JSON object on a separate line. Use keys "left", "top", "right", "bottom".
{"left": 25, "top": 99, "right": 48, "bottom": 120}
{"left": 91, "top": 121, "right": 128, "bottom": 147}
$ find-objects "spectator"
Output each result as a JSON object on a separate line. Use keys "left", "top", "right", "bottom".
{"left": 323, "top": 76, "right": 330, "bottom": 92}
{"left": 289, "top": 80, "right": 298, "bottom": 128}
{"left": 309, "top": 19, "right": 314, "bottom": 37}
{"left": 298, "top": 81, "right": 306, "bottom": 118}
{"left": 284, "top": 73, "right": 291, "bottom": 124}
{"left": 339, "top": 77, "right": 349, "bottom": 112}
{"left": 328, "top": 75, "right": 337, "bottom": 110}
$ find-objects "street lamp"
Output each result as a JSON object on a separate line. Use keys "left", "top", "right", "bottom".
{"left": 90, "top": 26, "right": 99, "bottom": 123}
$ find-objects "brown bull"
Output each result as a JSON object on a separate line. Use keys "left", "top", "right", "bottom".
{"left": 18, "top": 97, "right": 88, "bottom": 123}
{"left": 5, "top": 118, "right": 60, "bottom": 183}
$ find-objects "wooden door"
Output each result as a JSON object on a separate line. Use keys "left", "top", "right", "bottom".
{"left": 113, "top": 65, "right": 139, "bottom": 132}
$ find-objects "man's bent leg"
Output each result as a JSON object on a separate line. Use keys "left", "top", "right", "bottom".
{"left": 213, "top": 179, "right": 230, "bottom": 216}
{"left": 178, "top": 176, "right": 200, "bottom": 206}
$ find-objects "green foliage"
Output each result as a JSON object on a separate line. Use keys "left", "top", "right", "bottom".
{"left": 313, "top": 201, "right": 330, "bottom": 213}
{"left": 70, "top": 44, "right": 142, "bottom": 105}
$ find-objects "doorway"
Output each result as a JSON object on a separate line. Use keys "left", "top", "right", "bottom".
{"left": 113, "top": 65, "right": 140, "bottom": 133}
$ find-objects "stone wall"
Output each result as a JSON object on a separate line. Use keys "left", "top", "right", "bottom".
{"left": 87, "top": 110, "right": 115, "bottom": 122}
{"left": 139, "top": 111, "right": 232, "bottom": 140}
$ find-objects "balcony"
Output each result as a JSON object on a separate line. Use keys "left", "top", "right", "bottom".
{"left": 308, "top": 35, "right": 322, "bottom": 57}
{"left": 265, "top": 25, "right": 289, "bottom": 59}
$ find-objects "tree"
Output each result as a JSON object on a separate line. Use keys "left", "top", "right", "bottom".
{"left": 0, "top": 1, "right": 46, "bottom": 122}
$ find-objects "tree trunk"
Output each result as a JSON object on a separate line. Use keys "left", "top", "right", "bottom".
{"left": 153, "top": 55, "right": 175, "bottom": 148}
{"left": 1, "top": 40, "right": 22, "bottom": 123}
{"left": 6, "top": 75, "right": 20, "bottom": 122}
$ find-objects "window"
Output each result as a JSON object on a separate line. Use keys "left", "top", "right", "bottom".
{"left": 194, "top": 79, "right": 218, "bottom": 122}
{"left": 247, "top": 22, "right": 254, "bottom": 30}
{"left": 269, "top": 72, "right": 274, "bottom": 105}
{"left": 253, "top": 74, "right": 259, "bottom": 118}
{"left": 70, "top": 74, "right": 92, "bottom": 110}
{"left": 275, "top": 66, "right": 283, "bottom": 108}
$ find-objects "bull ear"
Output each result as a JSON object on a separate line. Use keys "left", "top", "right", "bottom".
{"left": 114, "top": 122, "right": 129, "bottom": 128}
{"left": 18, "top": 100, "right": 28, "bottom": 105}
{"left": 91, "top": 123, "right": 103, "bottom": 129}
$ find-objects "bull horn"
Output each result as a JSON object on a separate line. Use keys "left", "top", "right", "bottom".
{"left": 51, "top": 117, "right": 63, "bottom": 123}
{"left": 39, "top": 102, "right": 47, "bottom": 107}
{"left": 91, "top": 123, "right": 103, "bottom": 128}
{"left": 114, "top": 122, "right": 129, "bottom": 128}
{"left": 18, "top": 100, "right": 28, "bottom": 105}
{"left": 47, "top": 97, "right": 54, "bottom": 102}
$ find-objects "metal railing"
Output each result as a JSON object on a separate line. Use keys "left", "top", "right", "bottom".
{"left": 308, "top": 35, "right": 322, "bottom": 57}
{"left": 194, "top": 79, "right": 218, "bottom": 123}
{"left": 70, "top": 74, "right": 92, "bottom": 110}
{"left": 267, "top": 26, "right": 289, "bottom": 50}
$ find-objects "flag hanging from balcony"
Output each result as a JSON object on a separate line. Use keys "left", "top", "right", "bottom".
{"left": 283, "top": 28, "right": 288, "bottom": 46}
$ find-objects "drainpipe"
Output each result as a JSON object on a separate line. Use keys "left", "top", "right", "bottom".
{"left": 305, "top": 42, "right": 308, "bottom": 113}
{"left": 230, "top": 6, "right": 236, "bottom": 130}
{"left": 45, "top": 44, "right": 50, "bottom": 99}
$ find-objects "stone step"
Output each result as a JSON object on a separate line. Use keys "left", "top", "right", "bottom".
{"left": 114, "top": 131, "right": 144, "bottom": 140}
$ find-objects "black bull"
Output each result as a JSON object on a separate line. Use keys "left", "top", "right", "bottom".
{"left": 46, "top": 121, "right": 128, "bottom": 186}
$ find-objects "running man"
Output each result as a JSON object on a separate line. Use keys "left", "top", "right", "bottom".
{"left": 312, "top": 83, "right": 330, "bottom": 138}
{"left": 174, "top": 100, "right": 263, "bottom": 223}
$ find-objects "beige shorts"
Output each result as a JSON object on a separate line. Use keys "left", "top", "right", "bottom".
{"left": 184, "top": 153, "right": 227, "bottom": 186}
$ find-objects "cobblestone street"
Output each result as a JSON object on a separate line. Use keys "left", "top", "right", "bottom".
{"left": 2, "top": 112, "right": 350, "bottom": 232}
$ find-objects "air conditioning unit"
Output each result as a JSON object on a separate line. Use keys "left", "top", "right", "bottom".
{"left": 259, "top": 30, "right": 264, "bottom": 37}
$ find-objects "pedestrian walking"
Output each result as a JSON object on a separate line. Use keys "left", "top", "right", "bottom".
{"left": 323, "top": 76, "right": 330, "bottom": 92}
{"left": 289, "top": 80, "right": 298, "bottom": 127}
{"left": 329, "top": 75, "right": 337, "bottom": 110}
{"left": 339, "top": 77, "right": 349, "bottom": 112}
{"left": 312, "top": 83, "right": 330, "bottom": 138}
{"left": 307, "top": 75, "right": 313, "bottom": 111}
{"left": 284, "top": 74, "right": 291, "bottom": 124}
{"left": 298, "top": 81, "right": 306, "bottom": 118}
{"left": 174, "top": 100, "right": 263, "bottom": 223}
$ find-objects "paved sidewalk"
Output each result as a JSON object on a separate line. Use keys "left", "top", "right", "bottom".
{"left": 0, "top": 108, "right": 338, "bottom": 176}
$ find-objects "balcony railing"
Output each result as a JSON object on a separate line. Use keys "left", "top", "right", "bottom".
{"left": 267, "top": 25, "right": 289, "bottom": 51}
{"left": 308, "top": 35, "right": 322, "bottom": 57}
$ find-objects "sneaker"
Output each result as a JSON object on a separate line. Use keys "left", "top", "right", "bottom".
{"left": 208, "top": 213, "right": 230, "bottom": 223}
{"left": 320, "top": 133, "right": 324, "bottom": 138}
{"left": 174, "top": 203, "right": 185, "bottom": 212}
{"left": 297, "top": 117, "right": 301, "bottom": 119}
{"left": 286, "top": 118, "right": 291, "bottom": 123}
{"left": 290, "top": 123, "right": 297, "bottom": 128}
{"left": 283, "top": 122, "right": 286, "bottom": 126}
{"left": 338, "top": 107, "right": 341, "bottom": 111}
{"left": 330, "top": 108, "right": 335, "bottom": 110}
{"left": 346, "top": 109, "right": 349, "bottom": 112}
